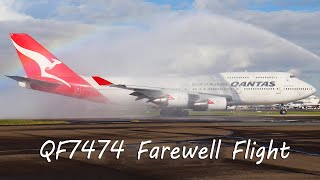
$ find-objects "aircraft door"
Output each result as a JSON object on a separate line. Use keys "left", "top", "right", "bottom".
{"left": 276, "top": 86, "right": 282, "bottom": 94}
{"left": 235, "top": 86, "right": 241, "bottom": 94}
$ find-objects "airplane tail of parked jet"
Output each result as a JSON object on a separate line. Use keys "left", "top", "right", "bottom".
{"left": 8, "top": 33, "right": 111, "bottom": 102}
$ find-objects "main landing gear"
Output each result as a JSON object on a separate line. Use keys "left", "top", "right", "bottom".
{"left": 160, "top": 108, "right": 189, "bottom": 117}
{"left": 279, "top": 104, "right": 287, "bottom": 115}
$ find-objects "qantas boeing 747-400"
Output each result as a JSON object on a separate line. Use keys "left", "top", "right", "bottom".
{"left": 6, "top": 33, "right": 316, "bottom": 116}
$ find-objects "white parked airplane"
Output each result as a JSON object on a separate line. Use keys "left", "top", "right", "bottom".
{"left": 7, "top": 33, "right": 316, "bottom": 116}
{"left": 287, "top": 95, "right": 320, "bottom": 109}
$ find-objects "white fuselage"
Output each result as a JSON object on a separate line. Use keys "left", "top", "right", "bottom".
{"left": 84, "top": 72, "right": 316, "bottom": 107}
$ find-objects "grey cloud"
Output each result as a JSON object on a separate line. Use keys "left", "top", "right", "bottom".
{"left": 193, "top": 0, "right": 320, "bottom": 13}
{"left": 0, "top": 19, "right": 96, "bottom": 75}
{"left": 192, "top": 0, "right": 277, "bottom": 14}
{"left": 0, "top": 0, "right": 32, "bottom": 21}
{"left": 193, "top": 0, "right": 251, "bottom": 13}
{"left": 193, "top": 1, "right": 320, "bottom": 56}
{"left": 231, "top": 11, "right": 320, "bottom": 55}
{"left": 52, "top": 0, "right": 171, "bottom": 24}
{"left": 63, "top": 13, "right": 320, "bottom": 75}
{"left": 272, "top": 0, "right": 320, "bottom": 9}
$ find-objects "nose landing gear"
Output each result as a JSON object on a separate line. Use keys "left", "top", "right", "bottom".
{"left": 280, "top": 109, "right": 287, "bottom": 115}
{"left": 279, "top": 104, "right": 287, "bottom": 115}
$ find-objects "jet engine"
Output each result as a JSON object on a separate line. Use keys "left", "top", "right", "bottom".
{"left": 193, "top": 96, "right": 227, "bottom": 111}
{"left": 153, "top": 92, "right": 189, "bottom": 108}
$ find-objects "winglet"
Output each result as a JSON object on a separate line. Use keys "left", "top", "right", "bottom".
{"left": 92, "top": 76, "right": 113, "bottom": 86}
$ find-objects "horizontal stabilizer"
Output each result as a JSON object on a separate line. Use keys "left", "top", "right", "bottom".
{"left": 6, "top": 75, "right": 62, "bottom": 88}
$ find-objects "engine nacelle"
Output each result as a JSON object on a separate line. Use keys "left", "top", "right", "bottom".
{"left": 153, "top": 92, "right": 189, "bottom": 108}
{"left": 18, "top": 81, "right": 31, "bottom": 89}
{"left": 193, "top": 96, "right": 227, "bottom": 111}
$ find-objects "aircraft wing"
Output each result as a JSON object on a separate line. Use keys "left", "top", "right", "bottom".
{"left": 93, "top": 76, "right": 232, "bottom": 102}
{"left": 112, "top": 84, "right": 232, "bottom": 102}
{"left": 6, "top": 75, "right": 63, "bottom": 89}
{"left": 112, "top": 84, "right": 164, "bottom": 100}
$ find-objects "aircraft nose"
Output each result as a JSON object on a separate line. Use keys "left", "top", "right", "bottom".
{"left": 311, "top": 85, "right": 316, "bottom": 95}
{"left": 307, "top": 83, "right": 316, "bottom": 95}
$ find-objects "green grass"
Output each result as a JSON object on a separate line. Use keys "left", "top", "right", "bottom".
{"left": 0, "top": 120, "right": 66, "bottom": 126}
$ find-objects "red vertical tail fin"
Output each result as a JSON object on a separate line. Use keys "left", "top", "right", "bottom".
{"left": 9, "top": 33, "right": 107, "bottom": 103}
{"left": 10, "top": 33, "right": 81, "bottom": 87}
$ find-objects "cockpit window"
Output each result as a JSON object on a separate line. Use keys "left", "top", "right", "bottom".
{"left": 290, "top": 75, "right": 295, "bottom": 78}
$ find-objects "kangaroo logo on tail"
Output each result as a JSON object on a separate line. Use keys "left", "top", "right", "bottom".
{"left": 12, "top": 40, "right": 71, "bottom": 87}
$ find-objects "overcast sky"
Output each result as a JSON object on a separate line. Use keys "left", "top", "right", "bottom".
{"left": 1, "top": 0, "right": 320, "bottom": 118}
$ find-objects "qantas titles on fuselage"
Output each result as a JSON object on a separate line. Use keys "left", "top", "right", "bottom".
{"left": 192, "top": 81, "right": 276, "bottom": 87}
{"left": 6, "top": 33, "right": 317, "bottom": 115}
{"left": 231, "top": 81, "right": 275, "bottom": 87}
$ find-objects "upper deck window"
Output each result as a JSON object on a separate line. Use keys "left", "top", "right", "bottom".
{"left": 290, "top": 75, "right": 295, "bottom": 78}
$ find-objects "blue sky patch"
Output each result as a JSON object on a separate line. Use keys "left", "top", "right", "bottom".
{"left": 145, "top": 0, "right": 194, "bottom": 10}
{"left": 146, "top": 0, "right": 320, "bottom": 12}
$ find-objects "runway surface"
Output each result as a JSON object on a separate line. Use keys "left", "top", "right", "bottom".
{"left": 0, "top": 115, "right": 319, "bottom": 179}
